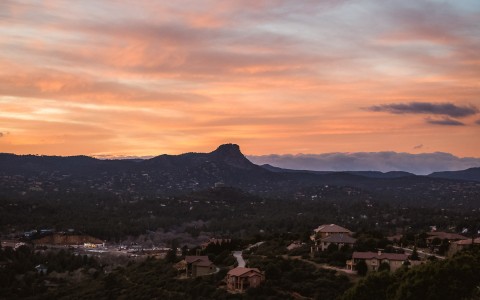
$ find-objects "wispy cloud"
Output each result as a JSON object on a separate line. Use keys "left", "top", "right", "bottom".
{"left": 425, "top": 117, "right": 465, "bottom": 126}
{"left": 413, "top": 144, "right": 423, "bottom": 149}
{"left": 366, "top": 102, "right": 478, "bottom": 118}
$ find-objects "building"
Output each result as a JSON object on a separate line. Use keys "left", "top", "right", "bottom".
{"left": 310, "top": 224, "right": 355, "bottom": 252}
{"left": 316, "top": 234, "right": 357, "bottom": 251}
{"left": 311, "top": 224, "right": 353, "bottom": 240}
{"left": 448, "top": 238, "right": 480, "bottom": 257}
{"left": 226, "top": 267, "right": 265, "bottom": 292}
{"left": 426, "top": 232, "right": 468, "bottom": 246}
{"left": 347, "top": 251, "right": 408, "bottom": 272}
{"left": 32, "top": 233, "right": 104, "bottom": 247}
{"left": 286, "top": 241, "right": 304, "bottom": 251}
{"left": 183, "top": 256, "right": 216, "bottom": 277}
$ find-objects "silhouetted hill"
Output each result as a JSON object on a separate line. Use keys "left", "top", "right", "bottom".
{"left": 261, "top": 164, "right": 414, "bottom": 179}
{"left": 261, "top": 164, "right": 331, "bottom": 174}
{"left": 429, "top": 167, "right": 480, "bottom": 182}
{"left": 1, "top": 145, "right": 479, "bottom": 208}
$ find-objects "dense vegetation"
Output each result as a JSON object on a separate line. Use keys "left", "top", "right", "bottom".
{"left": 342, "top": 248, "right": 480, "bottom": 300}
{"left": 0, "top": 245, "right": 99, "bottom": 299}
{"left": 10, "top": 255, "right": 347, "bottom": 300}
{"left": 2, "top": 186, "right": 479, "bottom": 244}
{"left": 3, "top": 244, "right": 479, "bottom": 299}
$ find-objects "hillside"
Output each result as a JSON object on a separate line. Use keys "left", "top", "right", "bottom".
{"left": 429, "top": 167, "right": 480, "bottom": 182}
{"left": 1, "top": 144, "right": 479, "bottom": 209}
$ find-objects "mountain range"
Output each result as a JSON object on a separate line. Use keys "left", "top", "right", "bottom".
{"left": 248, "top": 152, "right": 480, "bottom": 175}
{"left": 0, "top": 144, "right": 479, "bottom": 204}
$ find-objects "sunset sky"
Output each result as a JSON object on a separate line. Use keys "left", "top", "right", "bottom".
{"left": 1, "top": 0, "right": 479, "bottom": 158}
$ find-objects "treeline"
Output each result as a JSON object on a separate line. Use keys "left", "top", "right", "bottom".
{"left": 2, "top": 187, "right": 480, "bottom": 242}
{"left": 247, "top": 256, "right": 351, "bottom": 299}
{"left": 46, "top": 255, "right": 351, "bottom": 300}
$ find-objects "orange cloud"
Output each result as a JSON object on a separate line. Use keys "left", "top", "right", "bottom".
{"left": 0, "top": 0, "right": 479, "bottom": 157}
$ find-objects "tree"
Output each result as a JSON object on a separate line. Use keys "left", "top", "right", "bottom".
{"left": 356, "top": 260, "right": 368, "bottom": 276}
{"left": 410, "top": 246, "right": 420, "bottom": 261}
{"left": 341, "top": 271, "right": 394, "bottom": 300}
{"left": 344, "top": 250, "right": 480, "bottom": 300}
{"left": 378, "top": 262, "right": 390, "bottom": 272}
{"left": 165, "top": 249, "right": 177, "bottom": 263}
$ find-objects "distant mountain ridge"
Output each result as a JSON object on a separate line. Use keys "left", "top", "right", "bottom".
{"left": 248, "top": 152, "right": 480, "bottom": 175}
{"left": 1, "top": 144, "right": 479, "bottom": 182}
{"left": 261, "top": 164, "right": 415, "bottom": 179}
{"left": 0, "top": 144, "right": 479, "bottom": 205}
{"left": 429, "top": 167, "right": 480, "bottom": 182}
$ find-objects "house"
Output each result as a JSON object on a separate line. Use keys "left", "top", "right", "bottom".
{"left": 183, "top": 256, "right": 216, "bottom": 277}
{"left": 347, "top": 251, "right": 408, "bottom": 273}
{"left": 311, "top": 224, "right": 353, "bottom": 240}
{"left": 426, "top": 231, "right": 468, "bottom": 246}
{"left": 310, "top": 224, "right": 355, "bottom": 252}
{"left": 226, "top": 267, "right": 265, "bottom": 292}
{"left": 286, "top": 241, "right": 304, "bottom": 251}
{"left": 448, "top": 237, "right": 480, "bottom": 257}
{"left": 316, "top": 234, "right": 357, "bottom": 251}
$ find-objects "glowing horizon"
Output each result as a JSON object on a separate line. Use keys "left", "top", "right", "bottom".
{"left": 1, "top": 1, "right": 479, "bottom": 157}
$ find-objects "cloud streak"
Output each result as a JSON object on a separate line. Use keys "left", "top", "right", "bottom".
{"left": 366, "top": 102, "right": 478, "bottom": 118}
{"left": 425, "top": 117, "right": 465, "bottom": 126}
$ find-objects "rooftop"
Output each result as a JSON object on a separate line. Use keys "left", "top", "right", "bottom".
{"left": 227, "top": 267, "right": 262, "bottom": 277}
{"left": 321, "top": 234, "right": 356, "bottom": 244}
{"left": 314, "top": 224, "right": 352, "bottom": 234}
{"left": 454, "top": 238, "right": 480, "bottom": 245}
{"left": 426, "top": 232, "right": 469, "bottom": 241}
{"left": 185, "top": 256, "right": 211, "bottom": 264}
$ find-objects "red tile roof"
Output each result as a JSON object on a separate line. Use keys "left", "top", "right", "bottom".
{"left": 195, "top": 260, "right": 214, "bottom": 267}
{"left": 321, "top": 234, "right": 356, "bottom": 244}
{"left": 227, "top": 267, "right": 262, "bottom": 277}
{"left": 454, "top": 238, "right": 480, "bottom": 245}
{"left": 314, "top": 224, "right": 352, "bottom": 234}
{"left": 185, "top": 256, "right": 210, "bottom": 264}
{"left": 426, "top": 232, "right": 468, "bottom": 240}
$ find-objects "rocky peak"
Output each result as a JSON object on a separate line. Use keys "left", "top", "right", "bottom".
{"left": 210, "top": 144, "right": 254, "bottom": 169}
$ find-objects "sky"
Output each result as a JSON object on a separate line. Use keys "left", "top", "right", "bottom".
{"left": 0, "top": 0, "right": 479, "bottom": 159}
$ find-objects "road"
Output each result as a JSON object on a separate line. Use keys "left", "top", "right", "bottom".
{"left": 233, "top": 251, "right": 246, "bottom": 267}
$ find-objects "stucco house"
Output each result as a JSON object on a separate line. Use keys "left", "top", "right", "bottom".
{"left": 311, "top": 224, "right": 353, "bottom": 240}
{"left": 311, "top": 224, "right": 355, "bottom": 252}
{"left": 316, "top": 234, "right": 356, "bottom": 251}
{"left": 183, "top": 256, "right": 216, "bottom": 277}
{"left": 226, "top": 267, "right": 264, "bottom": 292}
{"left": 448, "top": 237, "right": 480, "bottom": 257}
{"left": 426, "top": 232, "right": 468, "bottom": 246}
{"left": 347, "top": 251, "right": 408, "bottom": 272}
